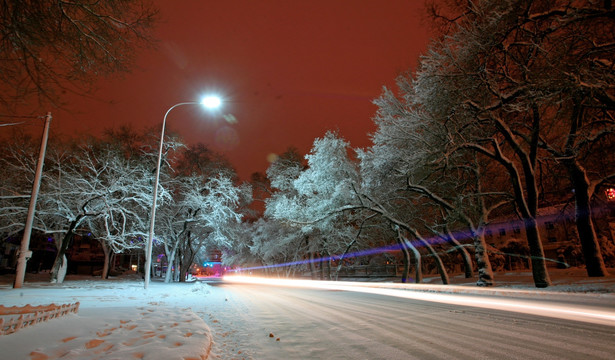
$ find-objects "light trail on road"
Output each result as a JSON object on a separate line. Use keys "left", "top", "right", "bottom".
{"left": 212, "top": 279, "right": 615, "bottom": 359}
{"left": 224, "top": 275, "right": 615, "bottom": 327}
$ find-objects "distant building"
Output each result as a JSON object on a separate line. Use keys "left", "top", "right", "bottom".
{"left": 0, "top": 232, "right": 141, "bottom": 276}
{"left": 485, "top": 202, "right": 615, "bottom": 268}
{"left": 0, "top": 232, "right": 55, "bottom": 274}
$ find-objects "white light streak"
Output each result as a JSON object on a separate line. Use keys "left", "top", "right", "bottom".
{"left": 223, "top": 275, "right": 615, "bottom": 327}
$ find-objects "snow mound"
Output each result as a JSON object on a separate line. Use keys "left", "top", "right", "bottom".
{"left": 0, "top": 278, "right": 215, "bottom": 360}
{"left": 1, "top": 306, "right": 212, "bottom": 360}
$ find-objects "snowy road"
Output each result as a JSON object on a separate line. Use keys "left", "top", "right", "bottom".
{"left": 204, "top": 282, "right": 615, "bottom": 359}
{"left": 1, "top": 276, "right": 614, "bottom": 359}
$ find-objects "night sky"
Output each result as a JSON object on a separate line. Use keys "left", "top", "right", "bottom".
{"left": 46, "top": 0, "right": 433, "bottom": 180}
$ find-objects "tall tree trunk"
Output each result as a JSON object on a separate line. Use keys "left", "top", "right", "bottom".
{"left": 473, "top": 230, "right": 494, "bottom": 286}
{"left": 306, "top": 236, "right": 317, "bottom": 279}
{"left": 319, "top": 254, "right": 324, "bottom": 280}
{"left": 101, "top": 241, "right": 111, "bottom": 279}
{"left": 509, "top": 170, "right": 551, "bottom": 287}
{"left": 174, "top": 257, "right": 181, "bottom": 282}
{"left": 52, "top": 255, "right": 67, "bottom": 284}
{"left": 180, "top": 231, "right": 197, "bottom": 281}
{"left": 164, "top": 247, "right": 177, "bottom": 283}
{"left": 565, "top": 160, "right": 609, "bottom": 276}
{"left": 397, "top": 238, "right": 410, "bottom": 283}
{"left": 397, "top": 227, "right": 424, "bottom": 283}
{"left": 526, "top": 100, "right": 551, "bottom": 287}
{"left": 178, "top": 242, "right": 185, "bottom": 283}
{"left": 180, "top": 255, "right": 193, "bottom": 281}
{"left": 504, "top": 158, "right": 551, "bottom": 287}
{"left": 394, "top": 227, "right": 412, "bottom": 283}
{"left": 524, "top": 218, "right": 551, "bottom": 287}
{"left": 50, "top": 230, "right": 74, "bottom": 283}
{"left": 333, "top": 215, "right": 373, "bottom": 280}
{"left": 49, "top": 237, "right": 64, "bottom": 284}
{"left": 405, "top": 238, "right": 422, "bottom": 284}
{"left": 309, "top": 252, "right": 316, "bottom": 279}
{"left": 178, "top": 253, "right": 185, "bottom": 282}
{"left": 334, "top": 239, "right": 357, "bottom": 281}
{"left": 110, "top": 253, "right": 117, "bottom": 277}
{"left": 443, "top": 229, "right": 473, "bottom": 278}
{"left": 492, "top": 109, "right": 551, "bottom": 288}
{"left": 415, "top": 235, "right": 449, "bottom": 284}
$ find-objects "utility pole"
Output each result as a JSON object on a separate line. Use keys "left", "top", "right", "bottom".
{"left": 13, "top": 112, "right": 52, "bottom": 288}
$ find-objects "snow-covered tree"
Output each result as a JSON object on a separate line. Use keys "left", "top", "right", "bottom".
{"left": 361, "top": 82, "right": 507, "bottom": 286}
{"left": 266, "top": 147, "right": 304, "bottom": 195}
{"left": 79, "top": 139, "right": 153, "bottom": 279}
{"left": 242, "top": 218, "right": 307, "bottom": 277}
{"left": 0, "top": 128, "right": 166, "bottom": 283}
{"left": 43, "top": 135, "right": 159, "bottom": 282}
{"left": 256, "top": 148, "right": 308, "bottom": 273}
{"left": 415, "top": 0, "right": 614, "bottom": 283}
{"left": 154, "top": 155, "right": 248, "bottom": 283}
{"left": 267, "top": 132, "right": 364, "bottom": 279}
{"left": 35, "top": 142, "right": 106, "bottom": 283}
{"left": 0, "top": 134, "right": 41, "bottom": 236}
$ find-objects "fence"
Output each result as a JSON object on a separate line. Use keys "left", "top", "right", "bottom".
{"left": 335, "top": 264, "right": 399, "bottom": 277}
{"left": 0, "top": 302, "right": 80, "bottom": 336}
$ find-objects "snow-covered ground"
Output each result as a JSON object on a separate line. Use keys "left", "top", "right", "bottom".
{"left": 0, "top": 275, "right": 215, "bottom": 359}
{"left": 1, "top": 268, "right": 614, "bottom": 359}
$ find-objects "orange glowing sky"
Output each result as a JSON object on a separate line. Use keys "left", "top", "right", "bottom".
{"left": 42, "top": 0, "right": 433, "bottom": 180}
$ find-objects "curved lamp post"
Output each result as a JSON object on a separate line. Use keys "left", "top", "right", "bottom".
{"left": 144, "top": 96, "right": 221, "bottom": 289}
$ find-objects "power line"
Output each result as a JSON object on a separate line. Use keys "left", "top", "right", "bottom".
{"left": 0, "top": 114, "right": 47, "bottom": 127}
{"left": 0, "top": 121, "right": 26, "bottom": 127}
{"left": 0, "top": 114, "right": 45, "bottom": 119}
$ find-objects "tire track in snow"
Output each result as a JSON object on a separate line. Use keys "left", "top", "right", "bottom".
{"left": 233, "top": 286, "right": 412, "bottom": 359}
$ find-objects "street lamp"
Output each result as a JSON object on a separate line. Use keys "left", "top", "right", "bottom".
{"left": 143, "top": 96, "right": 222, "bottom": 289}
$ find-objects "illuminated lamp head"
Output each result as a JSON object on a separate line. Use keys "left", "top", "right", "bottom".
{"left": 200, "top": 95, "right": 222, "bottom": 109}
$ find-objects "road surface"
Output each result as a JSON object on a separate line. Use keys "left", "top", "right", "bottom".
{"left": 199, "top": 281, "right": 615, "bottom": 359}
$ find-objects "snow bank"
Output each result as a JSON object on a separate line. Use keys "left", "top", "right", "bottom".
{"left": 0, "top": 277, "right": 214, "bottom": 360}
{"left": 3, "top": 306, "right": 211, "bottom": 360}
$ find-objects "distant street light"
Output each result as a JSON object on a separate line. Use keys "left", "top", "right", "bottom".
{"left": 144, "top": 96, "right": 222, "bottom": 289}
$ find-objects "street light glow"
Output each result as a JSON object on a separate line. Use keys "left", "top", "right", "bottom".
{"left": 201, "top": 95, "right": 222, "bottom": 109}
